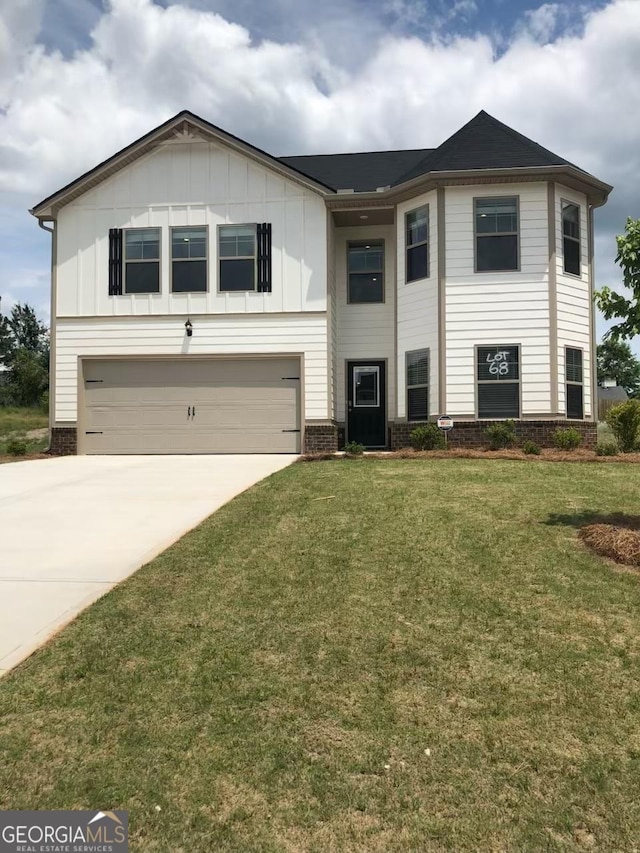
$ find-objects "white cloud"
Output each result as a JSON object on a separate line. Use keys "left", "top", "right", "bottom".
{"left": 0, "top": 0, "right": 639, "bottom": 339}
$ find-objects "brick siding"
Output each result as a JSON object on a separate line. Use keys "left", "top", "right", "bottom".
{"left": 304, "top": 423, "right": 340, "bottom": 453}
{"left": 49, "top": 427, "right": 77, "bottom": 455}
{"left": 389, "top": 420, "right": 597, "bottom": 450}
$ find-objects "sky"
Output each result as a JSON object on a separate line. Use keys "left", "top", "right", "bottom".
{"left": 0, "top": 0, "right": 639, "bottom": 348}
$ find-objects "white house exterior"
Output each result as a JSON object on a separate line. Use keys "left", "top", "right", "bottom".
{"left": 31, "top": 110, "right": 612, "bottom": 454}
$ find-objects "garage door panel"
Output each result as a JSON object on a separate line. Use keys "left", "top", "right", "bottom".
{"left": 82, "top": 358, "right": 301, "bottom": 455}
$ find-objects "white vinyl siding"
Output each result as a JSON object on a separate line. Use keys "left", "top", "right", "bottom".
{"left": 55, "top": 141, "right": 327, "bottom": 317}
{"left": 54, "top": 314, "right": 328, "bottom": 423}
{"left": 555, "top": 184, "right": 592, "bottom": 418}
{"left": 335, "top": 225, "right": 395, "bottom": 422}
{"left": 396, "top": 190, "right": 438, "bottom": 419}
{"left": 444, "top": 182, "right": 551, "bottom": 416}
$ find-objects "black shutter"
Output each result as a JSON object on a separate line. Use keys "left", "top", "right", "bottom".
{"left": 257, "top": 223, "right": 272, "bottom": 292}
{"left": 108, "top": 228, "right": 123, "bottom": 295}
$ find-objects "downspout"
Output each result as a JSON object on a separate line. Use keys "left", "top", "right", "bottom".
{"left": 37, "top": 217, "right": 56, "bottom": 451}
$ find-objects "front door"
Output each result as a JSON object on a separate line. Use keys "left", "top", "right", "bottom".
{"left": 347, "top": 360, "right": 386, "bottom": 448}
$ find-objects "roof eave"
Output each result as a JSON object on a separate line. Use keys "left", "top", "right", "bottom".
{"left": 324, "top": 164, "right": 613, "bottom": 207}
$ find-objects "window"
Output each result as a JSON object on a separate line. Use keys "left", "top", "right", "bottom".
{"left": 407, "top": 350, "right": 429, "bottom": 421}
{"left": 562, "top": 202, "right": 581, "bottom": 276}
{"left": 124, "top": 228, "right": 160, "bottom": 294}
{"left": 219, "top": 225, "right": 257, "bottom": 291}
{"left": 566, "top": 347, "right": 584, "bottom": 419}
{"left": 406, "top": 206, "right": 429, "bottom": 282}
{"left": 475, "top": 197, "right": 519, "bottom": 272}
{"left": 353, "top": 366, "right": 379, "bottom": 407}
{"left": 171, "top": 226, "right": 207, "bottom": 292}
{"left": 477, "top": 345, "right": 520, "bottom": 418}
{"left": 348, "top": 241, "right": 384, "bottom": 303}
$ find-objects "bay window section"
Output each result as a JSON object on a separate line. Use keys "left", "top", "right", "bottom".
{"left": 406, "top": 206, "right": 429, "bottom": 282}
{"left": 477, "top": 345, "right": 520, "bottom": 418}
{"left": 475, "top": 197, "right": 519, "bottom": 272}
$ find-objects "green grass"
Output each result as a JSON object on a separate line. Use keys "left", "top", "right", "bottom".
{"left": 2, "top": 459, "right": 640, "bottom": 851}
{"left": 0, "top": 405, "right": 48, "bottom": 455}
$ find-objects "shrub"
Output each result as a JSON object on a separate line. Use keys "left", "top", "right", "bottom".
{"left": 596, "top": 441, "right": 619, "bottom": 457}
{"left": 552, "top": 427, "right": 583, "bottom": 450}
{"left": 40, "top": 389, "right": 49, "bottom": 412}
{"left": 484, "top": 420, "right": 517, "bottom": 450}
{"left": 409, "top": 423, "right": 445, "bottom": 451}
{"left": 606, "top": 399, "right": 640, "bottom": 452}
{"left": 5, "top": 438, "right": 28, "bottom": 456}
{"left": 522, "top": 439, "right": 541, "bottom": 455}
{"left": 344, "top": 440, "right": 365, "bottom": 456}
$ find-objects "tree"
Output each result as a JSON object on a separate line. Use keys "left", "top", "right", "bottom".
{"left": 8, "top": 350, "right": 49, "bottom": 407}
{"left": 0, "top": 311, "right": 11, "bottom": 370}
{"left": 596, "top": 217, "right": 640, "bottom": 340}
{"left": 7, "top": 303, "right": 48, "bottom": 357}
{"left": 597, "top": 339, "right": 640, "bottom": 396}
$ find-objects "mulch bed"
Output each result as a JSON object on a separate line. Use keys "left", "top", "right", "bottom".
{"left": 301, "top": 448, "right": 640, "bottom": 464}
{"left": 579, "top": 517, "right": 640, "bottom": 569}
{"left": 0, "top": 452, "right": 51, "bottom": 465}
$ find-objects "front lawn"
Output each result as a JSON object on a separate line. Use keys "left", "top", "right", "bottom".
{"left": 1, "top": 460, "right": 640, "bottom": 851}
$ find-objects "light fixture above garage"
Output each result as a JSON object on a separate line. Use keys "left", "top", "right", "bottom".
{"left": 185, "top": 318, "right": 193, "bottom": 337}
{"left": 359, "top": 215, "right": 368, "bottom": 220}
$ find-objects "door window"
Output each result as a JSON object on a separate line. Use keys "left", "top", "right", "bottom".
{"left": 353, "top": 366, "right": 379, "bottom": 407}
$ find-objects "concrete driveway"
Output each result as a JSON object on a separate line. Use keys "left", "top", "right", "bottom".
{"left": 0, "top": 454, "right": 296, "bottom": 675}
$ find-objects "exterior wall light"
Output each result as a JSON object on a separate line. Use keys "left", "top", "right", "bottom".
{"left": 185, "top": 319, "right": 193, "bottom": 337}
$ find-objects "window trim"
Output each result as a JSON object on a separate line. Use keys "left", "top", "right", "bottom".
{"left": 170, "top": 225, "right": 209, "bottom": 294}
{"left": 347, "top": 239, "right": 385, "bottom": 305}
{"left": 217, "top": 223, "right": 258, "bottom": 293}
{"left": 406, "top": 348, "right": 430, "bottom": 422}
{"left": 473, "top": 195, "right": 521, "bottom": 274}
{"left": 405, "top": 205, "right": 429, "bottom": 283}
{"left": 123, "top": 227, "right": 161, "bottom": 296}
{"left": 565, "top": 345, "right": 585, "bottom": 420}
{"left": 561, "top": 199, "right": 582, "bottom": 279}
{"left": 475, "top": 343, "right": 522, "bottom": 420}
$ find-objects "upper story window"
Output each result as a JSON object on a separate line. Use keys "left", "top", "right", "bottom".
{"left": 565, "top": 347, "right": 584, "bottom": 419}
{"left": 171, "top": 226, "right": 207, "bottom": 293}
{"left": 218, "top": 224, "right": 273, "bottom": 293}
{"left": 477, "top": 345, "right": 520, "bottom": 419}
{"left": 347, "top": 241, "right": 384, "bottom": 303}
{"left": 219, "top": 225, "right": 257, "bottom": 291}
{"left": 124, "top": 228, "right": 160, "bottom": 294}
{"left": 562, "top": 202, "right": 581, "bottom": 276}
{"left": 406, "top": 206, "right": 429, "bottom": 282}
{"left": 407, "top": 349, "right": 429, "bottom": 421}
{"left": 475, "top": 197, "right": 519, "bottom": 272}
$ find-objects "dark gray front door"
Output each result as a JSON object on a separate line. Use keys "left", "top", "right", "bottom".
{"left": 347, "top": 360, "right": 386, "bottom": 448}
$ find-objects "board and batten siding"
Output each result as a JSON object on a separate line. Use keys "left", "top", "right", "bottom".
{"left": 444, "top": 182, "right": 552, "bottom": 417}
{"left": 554, "top": 184, "right": 592, "bottom": 418}
{"left": 55, "top": 141, "right": 327, "bottom": 317}
{"left": 396, "top": 190, "right": 439, "bottom": 419}
{"left": 54, "top": 315, "right": 328, "bottom": 424}
{"left": 334, "top": 225, "right": 396, "bottom": 422}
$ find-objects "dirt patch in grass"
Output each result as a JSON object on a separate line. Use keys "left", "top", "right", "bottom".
{"left": 0, "top": 451, "right": 50, "bottom": 465}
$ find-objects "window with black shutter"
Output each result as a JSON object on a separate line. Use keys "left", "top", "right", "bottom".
{"left": 219, "top": 223, "right": 272, "bottom": 292}
{"left": 562, "top": 202, "right": 581, "bottom": 276}
{"left": 565, "top": 346, "right": 584, "bottom": 419}
{"left": 477, "top": 345, "right": 520, "bottom": 418}
{"left": 124, "top": 228, "right": 160, "bottom": 293}
{"left": 406, "top": 349, "right": 429, "bottom": 421}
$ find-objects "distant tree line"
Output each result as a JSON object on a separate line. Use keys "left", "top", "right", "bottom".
{"left": 0, "top": 302, "right": 49, "bottom": 408}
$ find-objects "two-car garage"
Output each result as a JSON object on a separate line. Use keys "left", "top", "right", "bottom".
{"left": 79, "top": 356, "right": 302, "bottom": 454}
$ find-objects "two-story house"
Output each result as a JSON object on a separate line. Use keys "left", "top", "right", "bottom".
{"left": 31, "top": 110, "right": 612, "bottom": 455}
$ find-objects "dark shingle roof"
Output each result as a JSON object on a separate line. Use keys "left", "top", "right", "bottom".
{"left": 598, "top": 386, "right": 628, "bottom": 402}
{"left": 278, "top": 149, "right": 433, "bottom": 193}
{"left": 278, "top": 111, "right": 579, "bottom": 192}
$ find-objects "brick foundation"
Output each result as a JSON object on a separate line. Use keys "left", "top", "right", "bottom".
{"left": 49, "top": 427, "right": 77, "bottom": 455}
{"left": 304, "top": 422, "right": 340, "bottom": 453}
{"left": 389, "top": 419, "right": 597, "bottom": 450}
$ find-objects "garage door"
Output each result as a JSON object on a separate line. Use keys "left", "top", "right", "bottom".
{"left": 80, "top": 357, "right": 301, "bottom": 454}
